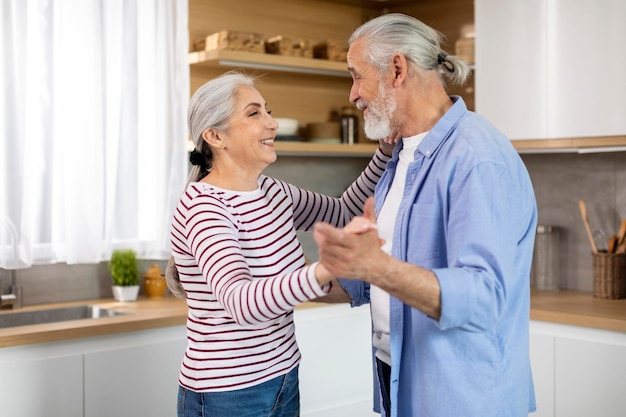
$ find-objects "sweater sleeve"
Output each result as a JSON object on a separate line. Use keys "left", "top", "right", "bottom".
{"left": 185, "top": 193, "right": 331, "bottom": 327}
{"left": 288, "top": 148, "right": 390, "bottom": 231}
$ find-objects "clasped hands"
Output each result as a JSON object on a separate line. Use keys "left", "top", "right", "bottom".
{"left": 313, "top": 197, "right": 386, "bottom": 282}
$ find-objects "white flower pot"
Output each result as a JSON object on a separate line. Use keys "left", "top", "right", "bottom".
{"left": 112, "top": 285, "right": 140, "bottom": 302}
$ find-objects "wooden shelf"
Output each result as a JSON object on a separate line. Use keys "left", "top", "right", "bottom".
{"left": 274, "top": 135, "right": 626, "bottom": 157}
{"left": 188, "top": 135, "right": 626, "bottom": 158}
{"left": 275, "top": 141, "right": 377, "bottom": 157}
{"left": 188, "top": 50, "right": 349, "bottom": 77}
{"left": 513, "top": 135, "right": 626, "bottom": 153}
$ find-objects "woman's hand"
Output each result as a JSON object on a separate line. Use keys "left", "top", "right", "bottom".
{"left": 313, "top": 199, "right": 381, "bottom": 286}
{"left": 313, "top": 197, "right": 385, "bottom": 281}
{"left": 379, "top": 131, "right": 401, "bottom": 156}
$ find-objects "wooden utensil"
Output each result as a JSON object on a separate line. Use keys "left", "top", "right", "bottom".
{"left": 616, "top": 219, "right": 626, "bottom": 247}
{"left": 608, "top": 235, "right": 618, "bottom": 254}
{"left": 579, "top": 200, "right": 598, "bottom": 254}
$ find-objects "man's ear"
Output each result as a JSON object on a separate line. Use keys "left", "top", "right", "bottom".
{"left": 391, "top": 53, "right": 408, "bottom": 86}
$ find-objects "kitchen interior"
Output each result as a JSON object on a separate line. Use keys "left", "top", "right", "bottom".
{"left": 1, "top": 0, "right": 626, "bottom": 416}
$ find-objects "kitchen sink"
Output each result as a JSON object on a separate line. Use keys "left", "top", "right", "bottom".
{"left": 0, "top": 305, "right": 127, "bottom": 329}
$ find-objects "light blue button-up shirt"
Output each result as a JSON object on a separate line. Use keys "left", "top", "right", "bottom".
{"left": 341, "top": 97, "right": 537, "bottom": 417}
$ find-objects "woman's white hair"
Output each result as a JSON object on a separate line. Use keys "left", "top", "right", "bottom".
{"left": 188, "top": 70, "right": 256, "bottom": 149}
{"left": 166, "top": 71, "right": 256, "bottom": 298}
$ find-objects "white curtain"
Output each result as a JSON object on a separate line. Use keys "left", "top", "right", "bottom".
{"left": 0, "top": 0, "right": 189, "bottom": 268}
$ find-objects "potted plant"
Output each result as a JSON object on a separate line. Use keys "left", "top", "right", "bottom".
{"left": 109, "top": 249, "right": 140, "bottom": 302}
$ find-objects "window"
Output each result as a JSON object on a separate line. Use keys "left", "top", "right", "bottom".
{"left": 0, "top": 0, "right": 189, "bottom": 267}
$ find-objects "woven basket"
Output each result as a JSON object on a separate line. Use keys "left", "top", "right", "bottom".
{"left": 592, "top": 252, "right": 626, "bottom": 299}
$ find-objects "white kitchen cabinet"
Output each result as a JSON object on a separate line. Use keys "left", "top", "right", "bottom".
{"left": 547, "top": 0, "right": 626, "bottom": 139}
{"left": 0, "top": 325, "right": 187, "bottom": 417}
{"left": 83, "top": 330, "right": 187, "bottom": 417}
{"left": 0, "top": 352, "right": 83, "bottom": 417}
{"left": 554, "top": 330, "right": 626, "bottom": 417}
{"left": 475, "top": 0, "right": 548, "bottom": 140}
{"left": 476, "top": 0, "right": 626, "bottom": 140}
{"left": 529, "top": 328, "right": 555, "bottom": 417}
{"left": 82, "top": 304, "right": 376, "bottom": 417}
{"left": 529, "top": 320, "right": 626, "bottom": 417}
{"left": 295, "top": 303, "right": 377, "bottom": 417}
{"left": 0, "top": 306, "right": 373, "bottom": 417}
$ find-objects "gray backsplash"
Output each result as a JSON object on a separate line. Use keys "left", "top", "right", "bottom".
{"left": 2, "top": 151, "right": 625, "bottom": 307}
{"left": 0, "top": 259, "right": 170, "bottom": 307}
{"left": 522, "top": 151, "right": 626, "bottom": 291}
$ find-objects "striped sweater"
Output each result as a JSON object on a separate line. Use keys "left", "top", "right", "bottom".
{"left": 170, "top": 149, "right": 389, "bottom": 392}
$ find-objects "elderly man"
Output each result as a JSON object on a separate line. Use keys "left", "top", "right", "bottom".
{"left": 313, "top": 13, "right": 537, "bottom": 417}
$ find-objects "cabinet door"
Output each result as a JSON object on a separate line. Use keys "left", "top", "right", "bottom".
{"left": 476, "top": 0, "right": 626, "bottom": 140}
{"left": 295, "top": 304, "right": 377, "bottom": 417}
{"left": 475, "top": 0, "right": 548, "bottom": 140}
{"left": 530, "top": 323, "right": 556, "bottom": 417}
{"left": 554, "top": 332, "right": 626, "bottom": 417}
{"left": 84, "top": 326, "right": 187, "bottom": 417}
{"left": 0, "top": 354, "right": 83, "bottom": 417}
{"left": 548, "top": 0, "right": 626, "bottom": 138}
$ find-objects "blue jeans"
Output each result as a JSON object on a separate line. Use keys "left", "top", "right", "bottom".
{"left": 177, "top": 366, "right": 300, "bottom": 417}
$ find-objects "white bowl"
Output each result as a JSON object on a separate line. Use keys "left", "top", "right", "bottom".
{"left": 275, "top": 118, "right": 299, "bottom": 136}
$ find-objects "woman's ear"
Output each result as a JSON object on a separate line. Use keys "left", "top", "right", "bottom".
{"left": 201, "top": 128, "right": 225, "bottom": 149}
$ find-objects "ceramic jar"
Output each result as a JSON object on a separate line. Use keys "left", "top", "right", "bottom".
{"left": 143, "top": 263, "right": 167, "bottom": 298}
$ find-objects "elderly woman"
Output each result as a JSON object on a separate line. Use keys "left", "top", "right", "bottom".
{"left": 167, "top": 70, "right": 393, "bottom": 417}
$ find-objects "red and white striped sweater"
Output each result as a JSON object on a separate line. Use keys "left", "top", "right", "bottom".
{"left": 170, "top": 149, "right": 389, "bottom": 392}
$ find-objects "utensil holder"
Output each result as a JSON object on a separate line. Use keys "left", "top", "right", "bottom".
{"left": 592, "top": 252, "right": 626, "bottom": 299}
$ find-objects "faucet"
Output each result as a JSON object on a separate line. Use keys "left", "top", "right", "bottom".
{"left": 1, "top": 218, "right": 23, "bottom": 309}
{"left": 1, "top": 270, "right": 21, "bottom": 309}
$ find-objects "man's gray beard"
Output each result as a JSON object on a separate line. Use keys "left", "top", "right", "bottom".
{"left": 363, "top": 88, "right": 397, "bottom": 141}
{"left": 364, "top": 117, "right": 392, "bottom": 141}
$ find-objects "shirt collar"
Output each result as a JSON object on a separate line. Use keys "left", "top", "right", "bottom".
{"left": 417, "top": 96, "right": 468, "bottom": 159}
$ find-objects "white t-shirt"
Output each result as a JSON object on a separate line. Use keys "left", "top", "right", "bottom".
{"left": 371, "top": 132, "right": 428, "bottom": 365}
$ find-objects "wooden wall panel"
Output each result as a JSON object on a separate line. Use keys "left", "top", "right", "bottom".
{"left": 392, "top": 0, "right": 474, "bottom": 50}
{"left": 187, "top": 0, "right": 474, "bottom": 136}
{"left": 392, "top": 0, "right": 475, "bottom": 110}
{"left": 188, "top": 0, "right": 367, "bottom": 139}
{"left": 188, "top": 0, "right": 367, "bottom": 50}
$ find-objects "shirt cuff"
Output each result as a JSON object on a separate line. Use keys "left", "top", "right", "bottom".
{"left": 338, "top": 278, "right": 370, "bottom": 307}
{"left": 432, "top": 267, "right": 473, "bottom": 330}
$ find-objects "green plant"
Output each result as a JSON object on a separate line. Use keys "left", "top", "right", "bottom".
{"left": 109, "top": 249, "right": 139, "bottom": 286}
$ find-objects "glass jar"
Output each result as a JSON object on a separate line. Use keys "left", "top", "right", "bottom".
{"left": 340, "top": 106, "right": 358, "bottom": 144}
{"left": 531, "top": 225, "right": 560, "bottom": 291}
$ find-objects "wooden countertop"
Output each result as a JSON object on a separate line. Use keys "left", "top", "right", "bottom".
{"left": 530, "top": 289, "right": 626, "bottom": 332}
{"left": 1, "top": 291, "right": 624, "bottom": 348}
{"left": 0, "top": 297, "right": 189, "bottom": 348}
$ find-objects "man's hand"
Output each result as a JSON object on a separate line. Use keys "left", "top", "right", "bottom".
{"left": 313, "top": 197, "right": 385, "bottom": 281}
{"left": 315, "top": 197, "right": 442, "bottom": 318}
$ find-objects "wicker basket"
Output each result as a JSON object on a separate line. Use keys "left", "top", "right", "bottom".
{"left": 592, "top": 252, "right": 626, "bottom": 299}
{"left": 265, "top": 36, "right": 313, "bottom": 58}
{"left": 194, "top": 30, "right": 264, "bottom": 53}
